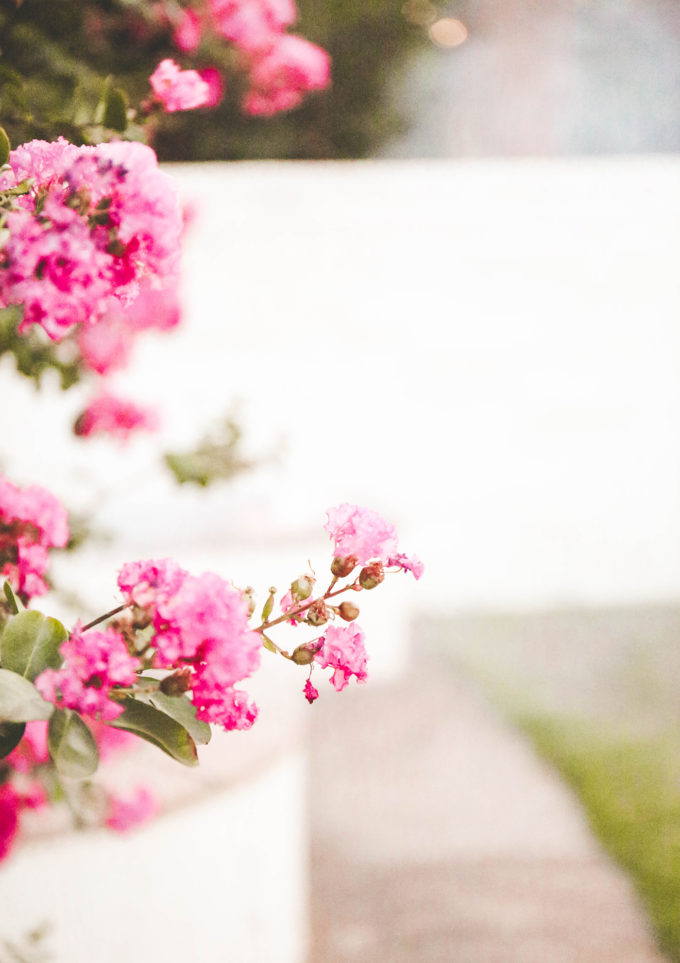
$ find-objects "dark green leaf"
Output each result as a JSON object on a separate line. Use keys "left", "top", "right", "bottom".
{"left": 141, "top": 690, "right": 211, "bottom": 746}
{"left": 3, "top": 580, "right": 24, "bottom": 614}
{"left": 0, "top": 721, "right": 25, "bottom": 759}
{"left": 48, "top": 709, "right": 98, "bottom": 779}
{"left": 0, "top": 127, "right": 10, "bottom": 167}
{"left": 1, "top": 610, "right": 66, "bottom": 681}
{"left": 110, "top": 698, "right": 198, "bottom": 766}
{"left": 0, "top": 669, "right": 53, "bottom": 722}
{"left": 103, "top": 88, "right": 128, "bottom": 132}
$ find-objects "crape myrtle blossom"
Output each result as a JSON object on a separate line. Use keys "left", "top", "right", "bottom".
{"left": 106, "top": 787, "right": 158, "bottom": 833}
{"left": 313, "top": 624, "right": 368, "bottom": 692}
{"left": 73, "top": 392, "right": 159, "bottom": 440}
{"left": 0, "top": 474, "right": 69, "bottom": 599}
{"left": 0, "top": 138, "right": 183, "bottom": 342}
{"left": 209, "top": 0, "right": 297, "bottom": 52}
{"left": 117, "top": 560, "right": 261, "bottom": 731}
{"left": 36, "top": 624, "right": 141, "bottom": 721}
{"left": 149, "top": 59, "right": 212, "bottom": 112}
{"left": 324, "top": 503, "right": 399, "bottom": 564}
{"left": 243, "top": 34, "right": 331, "bottom": 116}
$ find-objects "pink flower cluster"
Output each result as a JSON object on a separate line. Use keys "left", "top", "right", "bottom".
{"left": 0, "top": 138, "right": 183, "bottom": 343}
{"left": 314, "top": 624, "right": 368, "bottom": 692}
{"left": 168, "top": 0, "right": 330, "bottom": 115}
{"left": 0, "top": 474, "right": 69, "bottom": 599}
{"left": 149, "top": 59, "right": 212, "bottom": 112}
{"left": 324, "top": 503, "right": 423, "bottom": 578}
{"left": 117, "top": 559, "right": 261, "bottom": 730}
{"left": 74, "top": 392, "right": 159, "bottom": 441}
{"left": 36, "top": 623, "right": 141, "bottom": 721}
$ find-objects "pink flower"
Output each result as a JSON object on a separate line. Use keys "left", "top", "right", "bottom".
{"left": 324, "top": 503, "right": 399, "bottom": 565}
{"left": 35, "top": 623, "right": 141, "bottom": 721}
{"left": 0, "top": 474, "right": 69, "bottom": 600}
{"left": 209, "top": 0, "right": 296, "bottom": 52}
{"left": 106, "top": 787, "right": 158, "bottom": 833}
{"left": 243, "top": 34, "right": 330, "bottom": 115}
{"left": 303, "top": 678, "right": 319, "bottom": 703}
{"left": 0, "top": 139, "right": 183, "bottom": 342}
{"left": 117, "top": 560, "right": 262, "bottom": 731}
{"left": 173, "top": 7, "right": 203, "bottom": 51}
{"left": 149, "top": 58, "right": 211, "bottom": 112}
{"left": 0, "top": 785, "right": 20, "bottom": 861}
{"left": 74, "top": 392, "right": 159, "bottom": 441}
{"left": 387, "top": 553, "right": 425, "bottom": 580}
{"left": 314, "top": 623, "right": 368, "bottom": 691}
{"left": 199, "top": 67, "right": 226, "bottom": 107}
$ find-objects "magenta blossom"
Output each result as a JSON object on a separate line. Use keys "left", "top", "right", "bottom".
{"left": 74, "top": 392, "right": 159, "bottom": 441}
{"left": 387, "top": 552, "right": 425, "bottom": 580}
{"left": 314, "top": 624, "right": 368, "bottom": 692}
{"left": 0, "top": 474, "right": 69, "bottom": 599}
{"left": 36, "top": 624, "right": 141, "bottom": 721}
{"left": 324, "top": 503, "right": 399, "bottom": 565}
{"left": 149, "top": 58, "right": 212, "bottom": 112}
{"left": 106, "top": 787, "right": 158, "bottom": 833}
{"left": 243, "top": 34, "right": 330, "bottom": 115}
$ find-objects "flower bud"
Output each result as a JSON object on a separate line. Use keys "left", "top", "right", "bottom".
{"left": 291, "top": 575, "right": 314, "bottom": 601}
{"left": 291, "top": 642, "right": 319, "bottom": 666}
{"left": 242, "top": 586, "right": 256, "bottom": 617}
{"left": 359, "top": 561, "right": 384, "bottom": 590}
{"left": 338, "top": 601, "right": 360, "bottom": 622}
{"left": 331, "top": 555, "right": 358, "bottom": 578}
{"left": 306, "top": 600, "right": 329, "bottom": 627}
{"left": 160, "top": 668, "right": 193, "bottom": 696}
{"left": 261, "top": 586, "right": 276, "bottom": 622}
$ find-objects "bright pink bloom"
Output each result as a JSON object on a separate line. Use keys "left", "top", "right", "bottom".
{"left": 0, "top": 785, "right": 20, "bottom": 861}
{"left": 117, "top": 560, "right": 261, "bottom": 732}
{"left": 314, "top": 623, "right": 368, "bottom": 691}
{"left": 209, "top": 0, "right": 296, "bottom": 52}
{"left": 303, "top": 678, "right": 319, "bottom": 703}
{"left": 243, "top": 34, "right": 330, "bottom": 115}
{"left": 387, "top": 553, "right": 425, "bottom": 580}
{"left": 106, "top": 787, "right": 158, "bottom": 833}
{"left": 90, "top": 720, "right": 137, "bottom": 761}
{"left": 173, "top": 7, "right": 203, "bottom": 51}
{"left": 0, "top": 474, "right": 69, "bottom": 599}
{"left": 324, "top": 503, "right": 398, "bottom": 565}
{"left": 149, "top": 59, "right": 211, "bottom": 112}
{"left": 18, "top": 780, "right": 47, "bottom": 811}
{"left": 36, "top": 623, "right": 140, "bottom": 721}
{"left": 74, "top": 392, "right": 159, "bottom": 440}
{"left": 199, "top": 67, "right": 226, "bottom": 107}
{"left": 0, "top": 139, "right": 183, "bottom": 342}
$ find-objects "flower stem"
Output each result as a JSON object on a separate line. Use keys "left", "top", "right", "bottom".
{"left": 80, "top": 603, "right": 127, "bottom": 632}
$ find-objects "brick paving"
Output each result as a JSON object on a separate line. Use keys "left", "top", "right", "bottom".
{"left": 308, "top": 664, "right": 668, "bottom": 962}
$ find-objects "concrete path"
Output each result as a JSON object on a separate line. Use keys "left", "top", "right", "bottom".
{"left": 308, "top": 663, "right": 667, "bottom": 962}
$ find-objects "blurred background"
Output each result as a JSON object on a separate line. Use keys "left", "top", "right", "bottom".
{"left": 2, "top": 0, "right": 680, "bottom": 960}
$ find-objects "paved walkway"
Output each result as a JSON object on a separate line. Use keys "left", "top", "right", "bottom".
{"left": 308, "top": 662, "right": 667, "bottom": 962}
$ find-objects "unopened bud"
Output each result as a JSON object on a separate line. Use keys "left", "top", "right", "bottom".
{"left": 306, "top": 600, "right": 329, "bottom": 627}
{"left": 242, "top": 586, "right": 256, "bottom": 617}
{"left": 291, "top": 575, "right": 314, "bottom": 601}
{"left": 359, "top": 561, "right": 384, "bottom": 590}
{"left": 338, "top": 601, "right": 360, "bottom": 621}
{"left": 261, "top": 587, "right": 276, "bottom": 622}
{"left": 291, "top": 642, "right": 319, "bottom": 666}
{"left": 331, "top": 555, "right": 358, "bottom": 578}
{"left": 160, "top": 668, "right": 193, "bottom": 696}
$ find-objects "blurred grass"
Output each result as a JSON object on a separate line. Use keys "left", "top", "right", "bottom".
{"left": 424, "top": 606, "right": 680, "bottom": 961}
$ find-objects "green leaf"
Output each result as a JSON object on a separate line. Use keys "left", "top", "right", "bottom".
{"left": 141, "top": 690, "right": 211, "bottom": 746}
{"left": 0, "top": 721, "right": 25, "bottom": 759}
{"left": 1, "top": 610, "right": 66, "bottom": 681}
{"left": 103, "top": 88, "right": 128, "bottom": 132}
{"left": 48, "top": 709, "right": 98, "bottom": 779}
{"left": 0, "top": 669, "right": 53, "bottom": 722}
{"left": 0, "top": 127, "right": 10, "bottom": 168}
{"left": 3, "top": 580, "right": 25, "bottom": 614}
{"left": 262, "top": 634, "right": 278, "bottom": 655}
{"left": 110, "top": 698, "right": 199, "bottom": 766}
